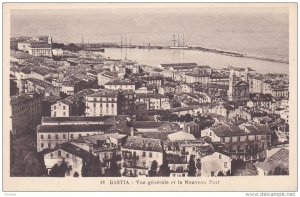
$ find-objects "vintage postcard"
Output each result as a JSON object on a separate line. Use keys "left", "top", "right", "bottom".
{"left": 2, "top": 3, "right": 297, "bottom": 191}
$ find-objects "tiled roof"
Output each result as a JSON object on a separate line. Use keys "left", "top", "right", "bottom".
{"left": 136, "top": 93, "right": 167, "bottom": 99}
{"left": 84, "top": 133, "right": 127, "bottom": 144}
{"left": 122, "top": 136, "right": 163, "bottom": 152}
{"left": 27, "top": 78, "right": 53, "bottom": 89}
{"left": 166, "top": 154, "right": 188, "bottom": 164}
{"left": 11, "top": 51, "right": 33, "bottom": 59}
{"left": 210, "top": 122, "right": 271, "bottom": 137}
{"left": 32, "top": 66, "right": 52, "bottom": 76}
{"left": 37, "top": 124, "right": 114, "bottom": 133}
{"left": 168, "top": 131, "right": 196, "bottom": 141}
{"left": 142, "top": 132, "right": 174, "bottom": 141}
{"left": 132, "top": 121, "right": 172, "bottom": 129}
{"left": 29, "top": 43, "right": 52, "bottom": 49}
{"left": 105, "top": 80, "right": 135, "bottom": 86}
{"left": 42, "top": 116, "right": 124, "bottom": 123}
{"left": 87, "top": 89, "right": 118, "bottom": 98}
{"left": 142, "top": 75, "right": 164, "bottom": 81}
{"left": 256, "top": 148, "right": 289, "bottom": 172}
{"left": 42, "top": 142, "right": 91, "bottom": 161}
{"left": 160, "top": 63, "right": 197, "bottom": 68}
{"left": 10, "top": 92, "right": 41, "bottom": 105}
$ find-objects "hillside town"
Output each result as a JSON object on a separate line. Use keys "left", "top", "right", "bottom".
{"left": 10, "top": 35, "right": 289, "bottom": 178}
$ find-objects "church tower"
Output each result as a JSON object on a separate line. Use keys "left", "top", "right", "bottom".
{"left": 48, "top": 33, "right": 52, "bottom": 45}
{"left": 228, "top": 69, "right": 235, "bottom": 101}
{"left": 242, "top": 67, "right": 249, "bottom": 82}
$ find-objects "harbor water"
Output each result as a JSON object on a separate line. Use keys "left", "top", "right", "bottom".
{"left": 99, "top": 48, "right": 289, "bottom": 74}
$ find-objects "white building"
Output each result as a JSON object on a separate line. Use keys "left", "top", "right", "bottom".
{"left": 121, "top": 136, "right": 164, "bottom": 177}
{"left": 136, "top": 93, "right": 170, "bottom": 110}
{"left": 85, "top": 90, "right": 118, "bottom": 116}
{"left": 52, "top": 48, "right": 64, "bottom": 56}
{"left": 43, "top": 142, "right": 91, "bottom": 177}
{"left": 36, "top": 124, "right": 114, "bottom": 152}
{"left": 104, "top": 80, "right": 135, "bottom": 91}
{"left": 200, "top": 152, "right": 231, "bottom": 177}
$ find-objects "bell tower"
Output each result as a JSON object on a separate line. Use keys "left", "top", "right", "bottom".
{"left": 48, "top": 33, "right": 52, "bottom": 45}
{"left": 228, "top": 69, "right": 234, "bottom": 101}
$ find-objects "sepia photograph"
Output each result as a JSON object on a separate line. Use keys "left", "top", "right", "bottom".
{"left": 2, "top": 2, "right": 297, "bottom": 192}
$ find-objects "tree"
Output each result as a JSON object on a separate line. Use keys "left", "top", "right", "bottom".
{"left": 108, "top": 153, "right": 121, "bottom": 177}
{"left": 148, "top": 160, "right": 158, "bottom": 177}
{"left": 10, "top": 134, "right": 47, "bottom": 177}
{"left": 49, "top": 164, "right": 60, "bottom": 177}
{"left": 73, "top": 172, "right": 79, "bottom": 177}
{"left": 272, "top": 166, "right": 289, "bottom": 175}
{"left": 49, "top": 159, "right": 69, "bottom": 177}
{"left": 217, "top": 171, "right": 224, "bottom": 176}
{"left": 88, "top": 155, "right": 102, "bottom": 177}
{"left": 158, "top": 159, "right": 170, "bottom": 177}
{"left": 81, "top": 162, "right": 89, "bottom": 177}
{"left": 231, "top": 159, "right": 258, "bottom": 176}
{"left": 188, "top": 156, "right": 196, "bottom": 177}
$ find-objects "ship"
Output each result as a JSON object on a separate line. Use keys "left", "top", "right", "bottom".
{"left": 120, "top": 35, "right": 135, "bottom": 48}
{"left": 170, "top": 33, "right": 189, "bottom": 49}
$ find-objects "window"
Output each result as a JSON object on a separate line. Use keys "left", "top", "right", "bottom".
{"left": 50, "top": 153, "right": 53, "bottom": 158}
{"left": 58, "top": 150, "right": 61, "bottom": 157}
{"left": 66, "top": 154, "right": 69, "bottom": 158}
{"left": 55, "top": 134, "right": 58, "bottom": 139}
{"left": 48, "top": 143, "right": 51, "bottom": 148}
{"left": 149, "top": 152, "right": 152, "bottom": 158}
{"left": 63, "top": 112, "right": 66, "bottom": 116}
{"left": 112, "top": 103, "right": 114, "bottom": 108}
{"left": 63, "top": 134, "right": 66, "bottom": 139}
{"left": 41, "top": 143, "right": 44, "bottom": 148}
{"left": 142, "top": 152, "right": 146, "bottom": 157}
{"left": 79, "top": 134, "right": 82, "bottom": 138}
{"left": 211, "top": 171, "right": 215, "bottom": 176}
{"left": 93, "top": 103, "right": 96, "bottom": 108}
{"left": 224, "top": 162, "right": 228, "bottom": 168}
{"left": 41, "top": 135, "right": 44, "bottom": 139}
{"left": 70, "top": 134, "right": 73, "bottom": 139}
{"left": 219, "top": 154, "right": 222, "bottom": 159}
{"left": 48, "top": 134, "right": 51, "bottom": 139}
{"left": 142, "top": 162, "right": 146, "bottom": 167}
{"left": 53, "top": 112, "right": 56, "bottom": 117}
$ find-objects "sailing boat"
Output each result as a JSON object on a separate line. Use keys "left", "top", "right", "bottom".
{"left": 170, "top": 33, "right": 189, "bottom": 49}
{"left": 120, "top": 34, "right": 135, "bottom": 48}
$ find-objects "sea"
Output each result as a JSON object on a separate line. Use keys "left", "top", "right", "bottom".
{"left": 11, "top": 7, "right": 289, "bottom": 74}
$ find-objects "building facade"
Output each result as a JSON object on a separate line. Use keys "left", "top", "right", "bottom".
{"left": 121, "top": 136, "right": 164, "bottom": 177}
{"left": 10, "top": 92, "right": 43, "bottom": 135}
{"left": 85, "top": 90, "right": 118, "bottom": 116}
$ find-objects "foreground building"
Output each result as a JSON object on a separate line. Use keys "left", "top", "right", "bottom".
{"left": 200, "top": 152, "right": 231, "bottom": 177}
{"left": 121, "top": 136, "right": 164, "bottom": 177}
{"left": 43, "top": 142, "right": 91, "bottom": 177}
{"left": 201, "top": 122, "right": 272, "bottom": 161}
{"left": 10, "top": 92, "right": 43, "bottom": 135}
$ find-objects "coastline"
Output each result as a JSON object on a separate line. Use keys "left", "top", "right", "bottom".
{"left": 103, "top": 45, "right": 289, "bottom": 65}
